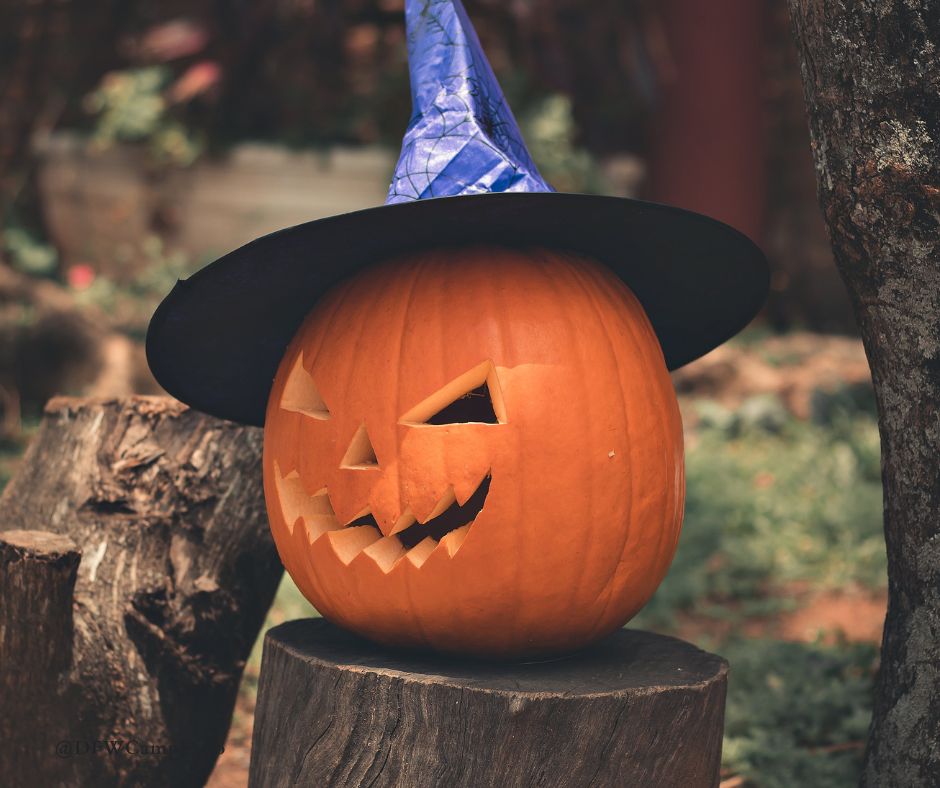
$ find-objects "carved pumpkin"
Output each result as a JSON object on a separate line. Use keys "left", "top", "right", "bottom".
{"left": 263, "top": 245, "right": 684, "bottom": 658}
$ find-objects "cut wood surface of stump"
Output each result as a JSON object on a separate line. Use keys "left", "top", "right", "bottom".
{"left": 0, "top": 396, "right": 283, "bottom": 788}
{"left": 250, "top": 618, "right": 728, "bottom": 788}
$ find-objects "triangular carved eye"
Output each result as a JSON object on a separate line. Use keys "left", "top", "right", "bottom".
{"left": 400, "top": 361, "right": 506, "bottom": 425}
{"left": 280, "top": 353, "right": 330, "bottom": 420}
{"left": 341, "top": 423, "right": 378, "bottom": 468}
{"left": 425, "top": 383, "right": 497, "bottom": 424}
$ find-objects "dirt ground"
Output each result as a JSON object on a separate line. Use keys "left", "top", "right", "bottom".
{"left": 206, "top": 694, "right": 255, "bottom": 788}
{"left": 671, "top": 331, "right": 871, "bottom": 418}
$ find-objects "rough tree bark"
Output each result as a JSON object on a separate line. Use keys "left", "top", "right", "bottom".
{"left": 786, "top": 3, "right": 940, "bottom": 784}
{"left": 250, "top": 619, "right": 728, "bottom": 788}
{"left": 0, "top": 397, "right": 282, "bottom": 787}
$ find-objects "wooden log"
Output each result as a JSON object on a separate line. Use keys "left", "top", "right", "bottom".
{"left": 250, "top": 619, "right": 728, "bottom": 788}
{"left": 1, "top": 530, "right": 82, "bottom": 784}
{"left": 0, "top": 397, "right": 283, "bottom": 788}
{"left": 1, "top": 529, "right": 81, "bottom": 672}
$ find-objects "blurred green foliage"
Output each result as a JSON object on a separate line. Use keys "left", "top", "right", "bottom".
{"left": 519, "top": 94, "right": 607, "bottom": 194}
{"left": 80, "top": 57, "right": 604, "bottom": 193}
{"left": 85, "top": 67, "right": 203, "bottom": 165}
{"left": 723, "top": 638, "right": 877, "bottom": 787}
{"left": 636, "top": 396, "right": 884, "bottom": 629}
{"left": 71, "top": 236, "right": 197, "bottom": 338}
{"left": 2, "top": 227, "right": 58, "bottom": 277}
{"left": 629, "top": 392, "right": 884, "bottom": 787}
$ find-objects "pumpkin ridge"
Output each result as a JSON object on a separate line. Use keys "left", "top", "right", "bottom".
{"left": 392, "top": 257, "right": 429, "bottom": 528}
{"left": 486, "top": 251, "right": 525, "bottom": 641}
{"left": 610, "top": 269, "right": 684, "bottom": 596}
{"left": 611, "top": 277, "right": 680, "bottom": 586}
{"left": 586, "top": 266, "right": 682, "bottom": 639}
{"left": 533, "top": 250, "right": 601, "bottom": 629}
{"left": 565, "top": 257, "right": 640, "bottom": 637}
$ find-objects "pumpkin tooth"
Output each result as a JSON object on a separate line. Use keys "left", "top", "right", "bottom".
{"left": 344, "top": 505, "right": 372, "bottom": 526}
{"left": 454, "top": 470, "right": 491, "bottom": 506}
{"left": 301, "top": 514, "right": 343, "bottom": 544}
{"left": 327, "top": 525, "right": 381, "bottom": 564}
{"left": 420, "top": 486, "right": 457, "bottom": 523}
{"left": 387, "top": 508, "right": 417, "bottom": 536}
{"left": 439, "top": 523, "right": 472, "bottom": 557}
{"left": 406, "top": 537, "right": 438, "bottom": 567}
{"left": 274, "top": 464, "right": 336, "bottom": 536}
{"left": 362, "top": 536, "right": 407, "bottom": 572}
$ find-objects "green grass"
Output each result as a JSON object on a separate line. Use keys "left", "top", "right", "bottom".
{"left": 722, "top": 638, "right": 877, "bottom": 787}
{"left": 635, "top": 395, "right": 885, "bottom": 630}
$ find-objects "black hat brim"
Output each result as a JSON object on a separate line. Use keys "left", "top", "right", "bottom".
{"left": 146, "top": 192, "right": 769, "bottom": 426}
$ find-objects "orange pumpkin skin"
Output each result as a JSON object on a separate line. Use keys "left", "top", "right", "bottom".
{"left": 263, "top": 246, "right": 684, "bottom": 658}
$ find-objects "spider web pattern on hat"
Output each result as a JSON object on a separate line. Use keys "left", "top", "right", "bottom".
{"left": 386, "top": 0, "right": 554, "bottom": 203}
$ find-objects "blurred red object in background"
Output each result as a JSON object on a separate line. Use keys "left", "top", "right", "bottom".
{"left": 647, "top": 0, "right": 766, "bottom": 245}
{"left": 168, "top": 60, "right": 222, "bottom": 104}
{"left": 66, "top": 263, "right": 95, "bottom": 291}
{"left": 138, "top": 19, "right": 210, "bottom": 62}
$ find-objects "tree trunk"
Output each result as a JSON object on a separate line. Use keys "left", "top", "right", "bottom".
{"left": 786, "top": 3, "right": 940, "bottom": 784}
{"left": 250, "top": 619, "right": 728, "bottom": 787}
{"left": 0, "top": 396, "right": 283, "bottom": 788}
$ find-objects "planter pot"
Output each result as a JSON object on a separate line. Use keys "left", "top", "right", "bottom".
{"left": 35, "top": 133, "right": 395, "bottom": 282}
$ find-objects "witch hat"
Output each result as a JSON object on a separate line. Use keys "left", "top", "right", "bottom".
{"left": 147, "top": 0, "right": 768, "bottom": 427}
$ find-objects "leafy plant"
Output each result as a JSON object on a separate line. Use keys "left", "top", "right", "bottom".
{"left": 636, "top": 397, "right": 885, "bottom": 627}
{"left": 2, "top": 226, "right": 57, "bottom": 277}
{"left": 624, "top": 393, "right": 884, "bottom": 786}
{"left": 70, "top": 235, "right": 197, "bottom": 337}
{"left": 84, "top": 67, "right": 203, "bottom": 165}
{"left": 520, "top": 94, "right": 606, "bottom": 194}
{"left": 722, "top": 638, "right": 877, "bottom": 787}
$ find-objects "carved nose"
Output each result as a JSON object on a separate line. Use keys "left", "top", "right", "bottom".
{"left": 339, "top": 423, "right": 378, "bottom": 469}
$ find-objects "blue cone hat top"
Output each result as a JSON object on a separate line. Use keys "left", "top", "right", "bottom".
{"left": 387, "top": 0, "right": 553, "bottom": 203}
{"left": 146, "top": 0, "right": 769, "bottom": 427}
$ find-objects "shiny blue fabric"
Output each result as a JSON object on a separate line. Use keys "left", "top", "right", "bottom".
{"left": 386, "top": 0, "right": 553, "bottom": 204}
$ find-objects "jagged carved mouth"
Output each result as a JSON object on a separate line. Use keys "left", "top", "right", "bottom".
{"left": 273, "top": 464, "right": 490, "bottom": 571}
{"left": 348, "top": 475, "right": 490, "bottom": 549}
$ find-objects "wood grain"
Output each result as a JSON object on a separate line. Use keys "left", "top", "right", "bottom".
{"left": 0, "top": 397, "right": 283, "bottom": 788}
{"left": 250, "top": 618, "right": 727, "bottom": 787}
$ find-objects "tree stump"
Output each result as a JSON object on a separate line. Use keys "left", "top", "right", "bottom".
{"left": 0, "top": 397, "right": 283, "bottom": 788}
{"left": 250, "top": 619, "right": 728, "bottom": 788}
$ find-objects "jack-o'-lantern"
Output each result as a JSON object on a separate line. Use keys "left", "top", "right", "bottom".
{"left": 263, "top": 246, "right": 684, "bottom": 656}
{"left": 146, "top": 0, "right": 767, "bottom": 658}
